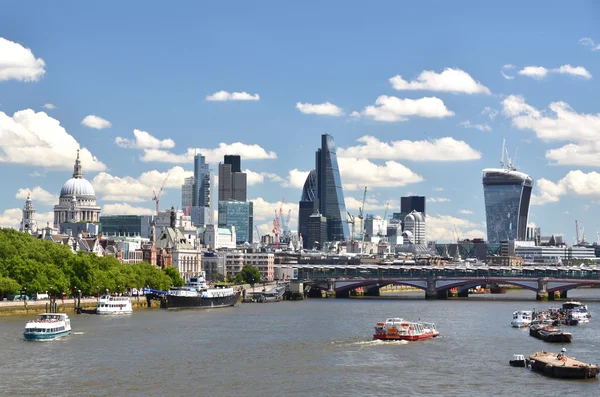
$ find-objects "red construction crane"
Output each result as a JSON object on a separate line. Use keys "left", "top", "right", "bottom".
{"left": 183, "top": 205, "right": 192, "bottom": 216}
{"left": 151, "top": 173, "right": 170, "bottom": 215}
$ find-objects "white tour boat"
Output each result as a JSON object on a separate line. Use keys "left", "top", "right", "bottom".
{"left": 24, "top": 313, "right": 71, "bottom": 341}
{"left": 96, "top": 295, "right": 133, "bottom": 315}
{"left": 511, "top": 310, "right": 533, "bottom": 328}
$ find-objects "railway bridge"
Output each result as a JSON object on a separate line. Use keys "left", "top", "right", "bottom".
{"left": 286, "top": 264, "right": 600, "bottom": 300}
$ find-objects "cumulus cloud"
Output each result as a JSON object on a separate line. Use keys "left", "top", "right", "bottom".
{"left": 81, "top": 115, "right": 112, "bottom": 129}
{"left": 458, "top": 120, "right": 492, "bottom": 132}
{"left": 115, "top": 129, "right": 175, "bottom": 150}
{"left": 206, "top": 91, "right": 260, "bottom": 101}
{"left": 503, "top": 64, "right": 515, "bottom": 70}
{"left": 481, "top": 107, "right": 498, "bottom": 120}
{"left": 501, "top": 71, "right": 515, "bottom": 80}
{"left": 459, "top": 209, "right": 473, "bottom": 215}
{"left": 140, "top": 142, "right": 277, "bottom": 164}
{"left": 427, "top": 197, "right": 450, "bottom": 203}
{"left": 579, "top": 38, "right": 600, "bottom": 51}
{"left": 389, "top": 68, "right": 490, "bottom": 94}
{"left": 345, "top": 196, "right": 392, "bottom": 212}
{"left": 518, "top": 65, "right": 591, "bottom": 79}
{"left": 337, "top": 136, "right": 481, "bottom": 161}
{"left": 42, "top": 103, "right": 56, "bottom": 110}
{"left": 502, "top": 95, "right": 600, "bottom": 166}
{"left": 531, "top": 170, "right": 600, "bottom": 205}
{"left": 0, "top": 208, "right": 53, "bottom": 229}
{"left": 0, "top": 37, "right": 46, "bottom": 82}
{"left": 15, "top": 186, "right": 55, "bottom": 205}
{"left": 92, "top": 166, "right": 192, "bottom": 202}
{"left": 338, "top": 157, "right": 423, "bottom": 190}
{"left": 296, "top": 102, "right": 343, "bottom": 116}
{"left": 426, "top": 214, "right": 485, "bottom": 242}
{"left": 361, "top": 96, "right": 454, "bottom": 122}
{"left": 0, "top": 109, "right": 106, "bottom": 171}
{"left": 102, "top": 203, "right": 155, "bottom": 216}
{"left": 281, "top": 169, "right": 310, "bottom": 189}
{"left": 244, "top": 169, "right": 284, "bottom": 186}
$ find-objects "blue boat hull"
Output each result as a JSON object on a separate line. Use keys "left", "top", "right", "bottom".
{"left": 24, "top": 330, "right": 71, "bottom": 341}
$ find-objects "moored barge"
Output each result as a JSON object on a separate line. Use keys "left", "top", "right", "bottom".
{"left": 529, "top": 351, "right": 599, "bottom": 379}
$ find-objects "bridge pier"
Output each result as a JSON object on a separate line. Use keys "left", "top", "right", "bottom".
{"left": 536, "top": 278, "right": 548, "bottom": 301}
{"left": 425, "top": 276, "right": 448, "bottom": 299}
{"left": 548, "top": 290, "right": 567, "bottom": 301}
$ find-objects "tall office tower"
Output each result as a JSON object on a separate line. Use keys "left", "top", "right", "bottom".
{"left": 315, "top": 134, "right": 349, "bottom": 242}
{"left": 190, "top": 153, "right": 211, "bottom": 226}
{"left": 218, "top": 155, "right": 247, "bottom": 202}
{"left": 483, "top": 144, "right": 533, "bottom": 243}
{"left": 298, "top": 169, "right": 317, "bottom": 248}
{"left": 402, "top": 211, "right": 425, "bottom": 244}
{"left": 181, "top": 176, "right": 194, "bottom": 209}
{"left": 218, "top": 200, "right": 250, "bottom": 244}
{"left": 401, "top": 196, "right": 426, "bottom": 217}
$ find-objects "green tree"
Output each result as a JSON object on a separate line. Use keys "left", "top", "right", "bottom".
{"left": 238, "top": 264, "right": 262, "bottom": 286}
{"left": 163, "top": 266, "right": 184, "bottom": 287}
{"left": 0, "top": 276, "right": 21, "bottom": 295}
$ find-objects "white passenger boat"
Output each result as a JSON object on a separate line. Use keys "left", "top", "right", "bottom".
{"left": 24, "top": 313, "right": 71, "bottom": 341}
{"left": 511, "top": 310, "right": 533, "bottom": 328}
{"left": 96, "top": 295, "right": 133, "bottom": 315}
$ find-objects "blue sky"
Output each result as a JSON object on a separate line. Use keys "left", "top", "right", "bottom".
{"left": 1, "top": 1, "right": 600, "bottom": 242}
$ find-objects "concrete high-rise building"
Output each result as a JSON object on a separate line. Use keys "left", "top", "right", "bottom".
{"left": 181, "top": 176, "right": 194, "bottom": 209}
{"left": 315, "top": 134, "right": 349, "bottom": 242}
{"left": 402, "top": 211, "right": 425, "bottom": 244}
{"left": 219, "top": 155, "right": 247, "bottom": 202}
{"left": 483, "top": 159, "right": 533, "bottom": 243}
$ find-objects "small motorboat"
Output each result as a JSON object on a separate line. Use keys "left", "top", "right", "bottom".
{"left": 509, "top": 354, "right": 530, "bottom": 367}
{"left": 511, "top": 310, "right": 533, "bottom": 328}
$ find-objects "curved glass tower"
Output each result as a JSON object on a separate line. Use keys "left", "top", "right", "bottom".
{"left": 483, "top": 168, "right": 533, "bottom": 243}
{"left": 298, "top": 169, "right": 317, "bottom": 247}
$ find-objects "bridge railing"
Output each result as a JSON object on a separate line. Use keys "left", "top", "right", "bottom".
{"left": 296, "top": 266, "right": 600, "bottom": 281}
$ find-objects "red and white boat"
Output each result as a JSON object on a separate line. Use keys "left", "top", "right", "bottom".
{"left": 373, "top": 318, "right": 440, "bottom": 341}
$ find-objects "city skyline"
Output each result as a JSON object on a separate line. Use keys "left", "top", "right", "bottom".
{"left": 1, "top": 1, "right": 600, "bottom": 243}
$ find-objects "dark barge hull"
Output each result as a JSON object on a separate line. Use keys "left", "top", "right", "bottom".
{"left": 530, "top": 360, "right": 599, "bottom": 379}
{"left": 165, "top": 292, "right": 240, "bottom": 309}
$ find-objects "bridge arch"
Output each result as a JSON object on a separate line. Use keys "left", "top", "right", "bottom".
{"left": 435, "top": 278, "right": 540, "bottom": 292}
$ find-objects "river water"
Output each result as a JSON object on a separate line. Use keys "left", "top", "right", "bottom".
{"left": 2, "top": 289, "right": 600, "bottom": 396}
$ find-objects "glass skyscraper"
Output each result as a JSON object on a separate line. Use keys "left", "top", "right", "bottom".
{"left": 298, "top": 169, "right": 317, "bottom": 248}
{"left": 193, "top": 154, "right": 210, "bottom": 207}
{"left": 316, "top": 134, "right": 349, "bottom": 241}
{"left": 218, "top": 200, "right": 250, "bottom": 244}
{"left": 483, "top": 168, "right": 533, "bottom": 243}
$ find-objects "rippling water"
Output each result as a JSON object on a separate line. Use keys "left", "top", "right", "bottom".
{"left": 2, "top": 289, "right": 600, "bottom": 396}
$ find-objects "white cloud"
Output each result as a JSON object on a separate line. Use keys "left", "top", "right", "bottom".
{"left": 0, "top": 207, "right": 53, "bottom": 229}
{"left": 92, "top": 166, "right": 192, "bottom": 203}
{"left": 362, "top": 96, "right": 454, "bottom": 122}
{"left": 481, "top": 107, "right": 498, "bottom": 120}
{"left": 458, "top": 120, "right": 492, "bottom": 132}
{"left": 518, "top": 65, "right": 592, "bottom": 79}
{"left": 531, "top": 170, "right": 600, "bottom": 205}
{"left": 433, "top": 187, "right": 444, "bottom": 191}
{"left": 345, "top": 196, "right": 393, "bottom": 212}
{"left": 0, "top": 37, "right": 46, "bottom": 82}
{"left": 389, "top": 68, "right": 490, "bottom": 94}
{"left": 579, "top": 37, "right": 600, "bottom": 51}
{"left": 426, "top": 214, "right": 485, "bottom": 242}
{"left": 518, "top": 66, "right": 549, "bottom": 79}
{"left": 42, "top": 103, "right": 56, "bottom": 110}
{"left": 296, "top": 102, "right": 343, "bottom": 116}
{"left": 102, "top": 203, "right": 155, "bottom": 216}
{"left": 15, "top": 186, "right": 55, "bottom": 205}
{"left": 282, "top": 169, "right": 310, "bottom": 189}
{"left": 250, "top": 198, "right": 299, "bottom": 232}
{"left": 115, "top": 129, "right": 175, "bottom": 150}
{"left": 501, "top": 71, "right": 515, "bottom": 80}
{"left": 427, "top": 197, "right": 450, "bottom": 203}
{"left": 0, "top": 109, "right": 106, "bottom": 171}
{"left": 140, "top": 142, "right": 277, "bottom": 164}
{"left": 349, "top": 111, "right": 361, "bottom": 119}
{"left": 459, "top": 209, "right": 473, "bottom": 215}
{"left": 81, "top": 115, "right": 112, "bottom": 129}
{"left": 503, "top": 64, "right": 515, "bottom": 70}
{"left": 206, "top": 91, "right": 260, "bottom": 101}
{"left": 245, "top": 169, "right": 264, "bottom": 186}
{"left": 338, "top": 157, "right": 423, "bottom": 191}
{"left": 338, "top": 136, "right": 481, "bottom": 161}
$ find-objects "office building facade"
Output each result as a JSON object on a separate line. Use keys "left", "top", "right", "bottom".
{"left": 218, "top": 200, "right": 250, "bottom": 244}
{"left": 298, "top": 169, "right": 317, "bottom": 248}
{"left": 315, "top": 134, "right": 349, "bottom": 242}
{"left": 307, "top": 213, "right": 327, "bottom": 250}
{"left": 483, "top": 168, "right": 533, "bottom": 243}
{"left": 181, "top": 176, "right": 194, "bottom": 209}
{"left": 219, "top": 155, "right": 247, "bottom": 202}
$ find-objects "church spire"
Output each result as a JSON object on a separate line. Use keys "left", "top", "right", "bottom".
{"left": 73, "top": 149, "right": 83, "bottom": 179}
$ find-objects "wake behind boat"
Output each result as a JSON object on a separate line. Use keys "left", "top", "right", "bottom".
{"left": 373, "top": 318, "right": 439, "bottom": 341}
{"left": 164, "top": 274, "right": 240, "bottom": 310}
{"left": 24, "top": 313, "right": 71, "bottom": 341}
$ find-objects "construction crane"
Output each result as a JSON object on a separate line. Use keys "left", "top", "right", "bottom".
{"left": 453, "top": 224, "right": 460, "bottom": 243}
{"left": 183, "top": 205, "right": 192, "bottom": 216}
{"left": 255, "top": 225, "right": 261, "bottom": 243}
{"left": 357, "top": 186, "right": 367, "bottom": 241}
{"left": 152, "top": 173, "right": 170, "bottom": 215}
{"left": 273, "top": 198, "right": 284, "bottom": 250}
{"left": 347, "top": 212, "right": 355, "bottom": 241}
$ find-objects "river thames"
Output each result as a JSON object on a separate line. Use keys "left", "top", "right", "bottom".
{"left": 1, "top": 289, "right": 600, "bottom": 396}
